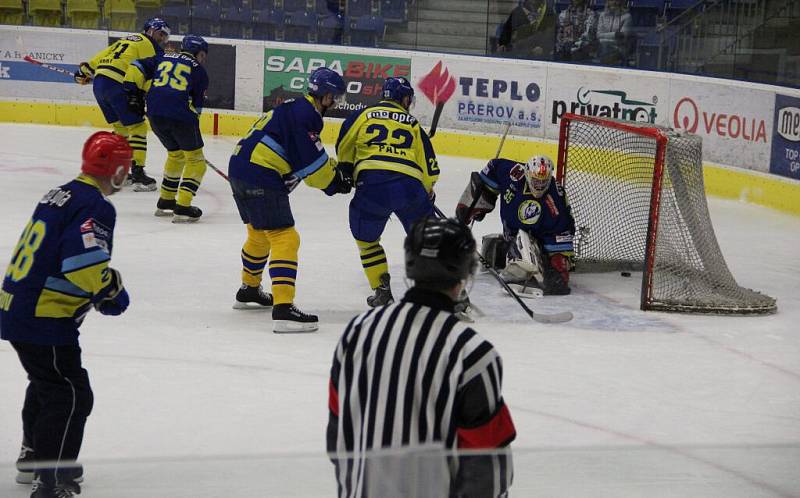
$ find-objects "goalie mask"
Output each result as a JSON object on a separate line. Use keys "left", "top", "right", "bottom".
{"left": 524, "top": 156, "right": 554, "bottom": 198}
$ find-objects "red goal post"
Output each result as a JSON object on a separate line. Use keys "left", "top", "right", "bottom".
{"left": 556, "top": 113, "right": 776, "bottom": 315}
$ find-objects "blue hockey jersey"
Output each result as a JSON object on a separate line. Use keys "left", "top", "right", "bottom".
{"left": 480, "top": 158, "right": 575, "bottom": 254}
{"left": 228, "top": 95, "right": 337, "bottom": 192}
{"left": 0, "top": 176, "right": 117, "bottom": 346}
{"left": 123, "top": 51, "right": 209, "bottom": 122}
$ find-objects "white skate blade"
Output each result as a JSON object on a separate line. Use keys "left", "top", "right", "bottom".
{"left": 507, "top": 283, "right": 544, "bottom": 299}
{"left": 232, "top": 301, "right": 272, "bottom": 310}
{"left": 172, "top": 215, "right": 200, "bottom": 224}
{"left": 273, "top": 320, "right": 319, "bottom": 333}
{"left": 132, "top": 183, "right": 157, "bottom": 192}
{"left": 154, "top": 208, "right": 174, "bottom": 217}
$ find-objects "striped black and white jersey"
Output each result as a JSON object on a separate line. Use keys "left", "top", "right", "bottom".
{"left": 327, "top": 287, "right": 516, "bottom": 498}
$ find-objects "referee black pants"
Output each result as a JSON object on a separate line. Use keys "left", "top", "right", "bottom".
{"left": 12, "top": 341, "right": 93, "bottom": 486}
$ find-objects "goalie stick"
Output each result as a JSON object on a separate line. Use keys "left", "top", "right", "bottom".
{"left": 23, "top": 56, "right": 77, "bottom": 78}
{"left": 432, "top": 205, "right": 573, "bottom": 325}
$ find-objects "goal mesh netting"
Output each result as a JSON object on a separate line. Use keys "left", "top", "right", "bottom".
{"left": 556, "top": 114, "right": 776, "bottom": 315}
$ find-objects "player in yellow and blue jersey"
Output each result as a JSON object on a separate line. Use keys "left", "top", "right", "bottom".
{"left": 1, "top": 132, "right": 132, "bottom": 498}
{"left": 124, "top": 34, "right": 210, "bottom": 223}
{"left": 228, "top": 67, "right": 352, "bottom": 333}
{"left": 335, "top": 77, "right": 439, "bottom": 307}
{"left": 74, "top": 17, "right": 171, "bottom": 192}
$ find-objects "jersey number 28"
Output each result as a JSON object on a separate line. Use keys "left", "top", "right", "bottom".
{"left": 153, "top": 61, "right": 191, "bottom": 91}
{"left": 5, "top": 220, "right": 46, "bottom": 282}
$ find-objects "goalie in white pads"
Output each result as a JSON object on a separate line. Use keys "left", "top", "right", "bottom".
{"left": 456, "top": 155, "right": 575, "bottom": 295}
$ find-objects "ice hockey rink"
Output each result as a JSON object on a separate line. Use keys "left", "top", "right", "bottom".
{"left": 1, "top": 123, "right": 799, "bottom": 497}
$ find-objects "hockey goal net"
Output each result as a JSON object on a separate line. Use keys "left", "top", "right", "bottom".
{"left": 556, "top": 113, "right": 776, "bottom": 315}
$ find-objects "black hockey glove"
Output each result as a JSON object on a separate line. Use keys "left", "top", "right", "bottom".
{"left": 73, "top": 62, "right": 93, "bottom": 85}
{"left": 126, "top": 89, "right": 145, "bottom": 117}
{"left": 94, "top": 268, "right": 130, "bottom": 316}
{"left": 323, "top": 167, "right": 353, "bottom": 196}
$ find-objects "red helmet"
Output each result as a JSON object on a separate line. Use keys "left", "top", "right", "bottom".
{"left": 81, "top": 132, "right": 133, "bottom": 178}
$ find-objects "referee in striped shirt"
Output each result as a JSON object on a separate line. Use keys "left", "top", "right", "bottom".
{"left": 327, "top": 217, "right": 516, "bottom": 498}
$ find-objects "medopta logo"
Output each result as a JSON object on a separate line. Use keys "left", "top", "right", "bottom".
{"left": 673, "top": 97, "right": 767, "bottom": 143}
{"left": 551, "top": 87, "right": 657, "bottom": 124}
{"left": 777, "top": 106, "right": 800, "bottom": 142}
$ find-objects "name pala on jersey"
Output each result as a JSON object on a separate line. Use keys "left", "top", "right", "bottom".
{"left": 39, "top": 188, "right": 72, "bottom": 207}
{"left": 365, "top": 110, "right": 417, "bottom": 125}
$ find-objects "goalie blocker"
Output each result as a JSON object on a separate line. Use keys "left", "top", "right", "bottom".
{"left": 457, "top": 155, "right": 575, "bottom": 296}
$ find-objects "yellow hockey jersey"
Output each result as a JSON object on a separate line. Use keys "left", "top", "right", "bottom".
{"left": 88, "top": 34, "right": 163, "bottom": 84}
{"left": 336, "top": 100, "right": 439, "bottom": 192}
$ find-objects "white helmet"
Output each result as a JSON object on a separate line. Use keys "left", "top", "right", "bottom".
{"left": 524, "top": 155, "right": 554, "bottom": 198}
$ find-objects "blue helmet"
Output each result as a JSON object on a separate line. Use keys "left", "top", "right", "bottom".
{"left": 382, "top": 77, "right": 414, "bottom": 103}
{"left": 142, "top": 17, "right": 171, "bottom": 35}
{"left": 181, "top": 34, "right": 208, "bottom": 56}
{"left": 307, "top": 67, "right": 346, "bottom": 98}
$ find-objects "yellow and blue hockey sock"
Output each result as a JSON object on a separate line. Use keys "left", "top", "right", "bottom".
{"left": 126, "top": 120, "right": 148, "bottom": 168}
{"left": 160, "top": 150, "right": 184, "bottom": 201}
{"left": 357, "top": 239, "right": 388, "bottom": 289}
{"left": 176, "top": 148, "right": 207, "bottom": 207}
{"left": 241, "top": 224, "right": 270, "bottom": 288}
{"left": 266, "top": 227, "right": 300, "bottom": 305}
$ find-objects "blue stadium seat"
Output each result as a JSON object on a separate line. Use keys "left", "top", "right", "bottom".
{"left": 380, "top": 0, "right": 405, "bottom": 23}
{"left": 253, "top": 7, "right": 282, "bottom": 39}
{"left": 592, "top": 0, "right": 605, "bottom": 10}
{"left": 285, "top": 10, "right": 318, "bottom": 42}
{"left": 191, "top": 0, "right": 221, "bottom": 36}
{"left": 283, "top": 0, "right": 308, "bottom": 10}
{"left": 317, "top": 0, "right": 343, "bottom": 44}
{"left": 161, "top": 3, "right": 190, "bottom": 33}
{"left": 315, "top": 0, "right": 339, "bottom": 14}
{"left": 347, "top": 0, "right": 373, "bottom": 17}
{"left": 251, "top": 0, "right": 273, "bottom": 11}
{"left": 345, "top": 14, "right": 383, "bottom": 47}
{"left": 221, "top": 3, "right": 253, "bottom": 37}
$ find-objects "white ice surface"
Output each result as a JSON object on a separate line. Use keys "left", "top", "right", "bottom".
{"left": 0, "top": 124, "right": 799, "bottom": 497}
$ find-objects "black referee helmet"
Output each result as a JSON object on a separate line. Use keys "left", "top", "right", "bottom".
{"left": 405, "top": 217, "right": 478, "bottom": 287}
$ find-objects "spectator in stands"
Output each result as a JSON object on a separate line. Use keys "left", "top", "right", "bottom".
{"left": 496, "top": 0, "right": 556, "bottom": 60}
{"left": 555, "top": 0, "right": 597, "bottom": 62}
{"left": 595, "top": 0, "right": 634, "bottom": 65}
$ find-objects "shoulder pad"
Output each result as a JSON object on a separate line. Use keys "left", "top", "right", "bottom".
{"left": 125, "top": 34, "right": 144, "bottom": 42}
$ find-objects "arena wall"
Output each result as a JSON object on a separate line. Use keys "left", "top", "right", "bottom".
{"left": 1, "top": 25, "right": 798, "bottom": 215}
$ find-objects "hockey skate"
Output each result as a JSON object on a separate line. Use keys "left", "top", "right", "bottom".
{"left": 233, "top": 284, "right": 273, "bottom": 310}
{"left": 366, "top": 273, "right": 394, "bottom": 307}
{"left": 272, "top": 303, "right": 318, "bottom": 333}
{"left": 30, "top": 476, "right": 80, "bottom": 498}
{"left": 172, "top": 204, "right": 202, "bottom": 223}
{"left": 128, "top": 165, "right": 157, "bottom": 192}
{"left": 16, "top": 443, "right": 84, "bottom": 485}
{"left": 154, "top": 197, "right": 176, "bottom": 217}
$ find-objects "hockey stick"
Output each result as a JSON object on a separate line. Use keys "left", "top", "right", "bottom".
{"left": 428, "top": 101, "right": 445, "bottom": 138}
{"left": 23, "top": 56, "right": 77, "bottom": 78}
{"left": 205, "top": 159, "right": 229, "bottom": 182}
